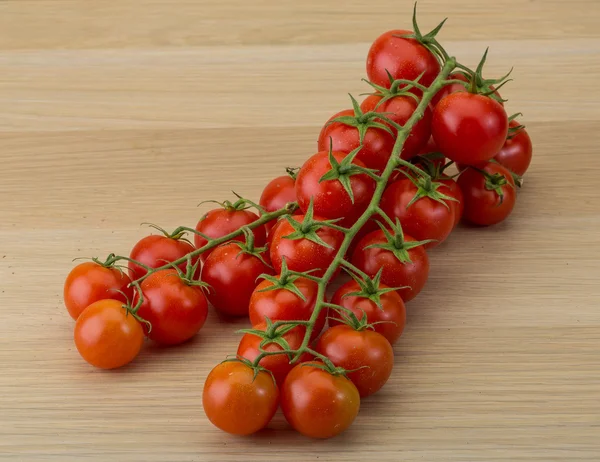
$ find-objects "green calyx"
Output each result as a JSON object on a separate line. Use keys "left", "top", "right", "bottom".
{"left": 365, "top": 218, "right": 434, "bottom": 263}
{"left": 507, "top": 112, "right": 525, "bottom": 140}
{"left": 257, "top": 257, "right": 308, "bottom": 302}
{"left": 362, "top": 73, "right": 424, "bottom": 107}
{"left": 403, "top": 172, "right": 459, "bottom": 210}
{"left": 319, "top": 144, "right": 379, "bottom": 204}
{"left": 328, "top": 94, "right": 394, "bottom": 144}
{"left": 198, "top": 191, "right": 263, "bottom": 213}
{"left": 162, "top": 255, "right": 209, "bottom": 289}
{"left": 282, "top": 200, "right": 343, "bottom": 249}
{"left": 237, "top": 317, "right": 300, "bottom": 359}
{"left": 483, "top": 171, "right": 511, "bottom": 205}
{"left": 341, "top": 264, "right": 407, "bottom": 311}
{"left": 229, "top": 227, "right": 272, "bottom": 268}
{"left": 220, "top": 356, "right": 276, "bottom": 383}
{"left": 456, "top": 48, "right": 512, "bottom": 103}
{"left": 141, "top": 222, "right": 191, "bottom": 242}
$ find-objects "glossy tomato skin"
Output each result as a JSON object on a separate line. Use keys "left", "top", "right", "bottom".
{"left": 137, "top": 269, "right": 208, "bottom": 345}
{"left": 316, "top": 325, "right": 394, "bottom": 397}
{"left": 194, "top": 209, "right": 267, "bottom": 262}
{"left": 361, "top": 95, "right": 432, "bottom": 160}
{"left": 433, "top": 92, "right": 508, "bottom": 165}
{"left": 295, "top": 151, "right": 376, "bottom": 228}
{"left": 352, "top": 229, "right": 430, "bottom": 302}
{"left": 380, "top": 178, "right": 455, "bottom": 248}
{"left": 74, "top": 299, "right": 144, "bottom": 369}
{"left": 248, "top": 277, "right": 326, "bottom": 340}
{"left": 494, "top": 121, "right": 533, "bottom": 176}
{"left": 128, "top": 234, "right": 197, "bottom": 279}
{"left": 64, "top": 262, "right": 133, "bottom": 320}
{"left": 439, "top": 178, "right": 464, "bottom": 228}
{"left": 366, "top": 30, "right": 440, "bottom": 90}
{"left": 330, "top": 280, "right": 406, "bottom": 344}
{"left": 260, "top": 175, "right": 297, "bottom": 232}
{"left": 457, "top": 163, "right": 516, "bottom": 226}
{"left": 317, "top": 109, "right": 396, "bottom": 173}
{"left": 237, "top": 323, "right": 311, "bottom": 387}
{"left": 202, "top": 243, "right": 272, "bottom": 317}
{"left": 203, "top": 361, "right": 279, "bottom": 436}
{"left": 432, "top": 72, "right": 469, "bottom": 107}
{"left": 281, "top": 362, "right": 360, "bottom": 439}
{"left": 269, "top": 214, "right": 345, "bottom": 277}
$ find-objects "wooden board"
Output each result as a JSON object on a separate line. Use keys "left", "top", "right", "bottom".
{"left": 1, "top": 1, "right": 599, "bottom": 460}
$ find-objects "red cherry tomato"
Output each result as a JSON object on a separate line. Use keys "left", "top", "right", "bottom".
{"left": 316, "top": 325, "right": 394, "bottom": 397}
{"left": 128, "top": 234, "right": 197, "bottom": 279}
{"left": 259, "top": 174, "right": 297, "bottom": 232}
{"left": 330, "top": 279, "right": 406, "bottom": 344}
{"left": 269, "top": 214, "right": 345, "bottom": 277}
{"left": 380, "top": 177, "right": 456, "bottom": 248}
{"left": 237, "top": 322, "right": 311, "bottom": 387}
{"left": 352, "top": 229, "right": 429, "bottom": 302}
{"left": 361, "top": 94, "right": 432, "bottom": 160}
{"left": 137, "top": 269, "right": 208, "bottom": 345}
{"left": 432, "top": 92, "right": 508, "bottom": 165}
{"left": 317, "top": 109, "right": 396, "bottom": 173}
{"left": 457, "top": 163, "right": 516, "bottom": 226}
{"left": 432, "top": 72, "right": 469, "bottom": 107}
{"left": 64, "top": 262, "right": 133, "bottom": 320}
{"left": 295, "top": 151, "right": 376, "bottom": 228}
{"left": 203, "top": 361, "right": 279, "bottom": 436}
{"left": 366, "top": 29, "right": 440, "bottom": 90}
{"left": 74, "top": 299, "right": 144, "bottom": 369}
{"left": 248, "top": 276, "right": 326, "bottom": 340}
{"left": 494, "top": 120, "right": 532, "bottom": 176}
{"left": 202, "top": 242, "right": 272, "bottom": 317}
{"left": 194, "top": 208, "right": 266, "bottom": 262}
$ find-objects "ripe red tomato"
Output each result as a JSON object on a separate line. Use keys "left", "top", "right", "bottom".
{"left": 352, "top": 229, "right": 430, "bottom": 302}
{"left": 295, "top": 151, "right": 376, "bottom": 228}
{"left": 237, "top": 323, "right": 311, "bottom": 387}
{"left": 360, "top": 94, "right": 432, "bottom": 160}
{"left": 74, "top": 299, "right": 144, "bottom": 369}
{"left": 194, "top": 208, "right": 266, "bottom": 262}
{"left": 269, "top": 214, "right": 345, "bottom": 277}
{"left": 281, "top": 362, "right": 360, "bottom": 439}
{"left": 64, "top": 262, "right": 133, "bottom": 320}
{"left": 128, "top": 234, "right": 197, "bottom": 279}
{"left": 136, "top": 269, "right": 208, "bottom": 345}
{"left": 316, "top": 325, "right": 394, "bottom": 397}
{"left": 494, "top": 120, "right": 532, "bottom": 176}
{"left": 457, "top": 163, "right": 516, "bottom": 226}
{"left": 380, "top": 178, "right": 456, "bottom": 248}
{"left": 317, "top": 109, "right": 396, "bottom": 173}
{"left": 259, "top": 174, "right": 297, "bottom": 232}
{"left": 432, "top": 92, "right": 508, "bottom": 165}
{"left": 432, "top": 72, "right": 469, "bottom": 107}
{"left": 202, "top": 242, "right": 272, "bottom": 317}
{"left": 203, "top": 361, "right": 279, "bottom": 435}
{"left": 330, "top": 279, "right": 406, "bottom": 344}
{"left": 366, "top": 30, "right": 440, "bottom": 90}
{"left": 248, "top": 276, "right": 326, "bottom": 340}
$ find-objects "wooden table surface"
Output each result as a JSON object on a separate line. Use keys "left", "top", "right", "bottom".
{"left": 1, "top": 1, "right": 600, "bottom": 460}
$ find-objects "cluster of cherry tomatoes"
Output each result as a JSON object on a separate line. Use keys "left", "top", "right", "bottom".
{"left": 63, "top": 8, "right": 532, "bottom": 440}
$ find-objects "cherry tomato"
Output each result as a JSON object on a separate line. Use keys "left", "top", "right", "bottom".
{"left": 259, "top": 174, "right": 297, "bottom": 232}
{"left": 432, "top": 92, "right": 508, "bottom": 165}
{"left": 74, "top": 299, "right": 144, "bottom": 369}
{"left": 330, "top": 279, "right": 406, "bottom": 344}
{"left": 249, "top": 276, "right": 326, "bottom": 340}
{"left": 366, "top": 30, "right": 440, "bottom": 90}
{"left": 281, "top": 362, "right": 360, "bottom": 439}
{"left": 352, "top": 229, "right": 430, "bottom": 302}
{"left": 317, "top": 109, "right": 396, "bottom": 173}
{"left": 128, "top": 234, "right": 197, "bottom": 279}
{"left": 202, "top": 243, "right": 272, "bottom": 317}
{"left": 295, "top": 151, "right": 376, "bottom": 228}
{"left": 269, "top": 214, "right": 345, "bottom": 277}
{"left": 361, "top": 94, "right": 431, "bottom": 160}
{"left": 432, "top": 72, "right": 469, "bottom": 107}
{"left": 494, "top": 120, "right": 532, "bottom": 176}
{"left": 380, "top": 177, "right": 456, "bottom": 248}
{"left": 194, "top": 208, "right": 266, "bottom": 262}
{"left": 237, "top": 323, "right": 311, "bottom": 387}
{"left": 203, "top": 361, "right": 279, "bottom": 436}
{"left": 457, "top": 163, "right": 516, "bottom": 226}
{"left": 64, "top": 262, "right": 133, "bottom": 320}
{"left": 316, "top": 325, "right": 394, "bottom": 397}
{"left": 137, "top": 269, "right": 208, "bottom": 345}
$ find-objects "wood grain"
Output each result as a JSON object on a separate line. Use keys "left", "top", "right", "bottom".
{"left": 1, "top": 1, "right": 599, "bottom": 460}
